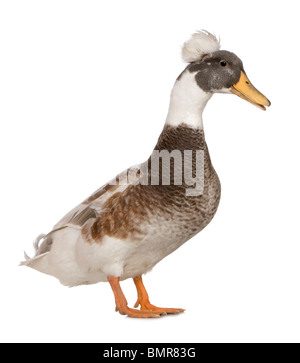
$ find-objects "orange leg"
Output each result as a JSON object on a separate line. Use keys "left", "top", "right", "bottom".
{"left": 107, "top": 276, "right": 160, "bottom": 318}
{"left": 133, "top": 275, "right": 185, "bottom": 315}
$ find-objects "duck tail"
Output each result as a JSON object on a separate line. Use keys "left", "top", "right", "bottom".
{"left": 19, "top": 233, "right": 49, "bottom": 267}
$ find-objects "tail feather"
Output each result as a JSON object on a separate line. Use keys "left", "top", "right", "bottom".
{"left": 23, "top": 251, "right": 30, "bottom": 260}
{"left": 33, "top": 233, "right": 47, "bottom": 252}
{"left": 20, "top": 233, "right": 48, "bottom": 267}
{"left": 19, "top": 251, "right": 49, "bottom": 266}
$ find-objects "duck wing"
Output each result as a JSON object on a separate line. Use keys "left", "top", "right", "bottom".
{"left": 53, "top": 163, "right": 142, "bottom": 230}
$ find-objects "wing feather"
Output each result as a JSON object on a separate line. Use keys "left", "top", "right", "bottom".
{"left": 52, "top": 164, "right": 142, "bottom": 230}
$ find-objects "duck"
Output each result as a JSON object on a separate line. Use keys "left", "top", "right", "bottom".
{"left": 21, "top": 30, "right": 270, "bottom": 318}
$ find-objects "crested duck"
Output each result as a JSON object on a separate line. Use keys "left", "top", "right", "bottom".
{"left": 21, "top": 31, "right": 270, "bottom": 318}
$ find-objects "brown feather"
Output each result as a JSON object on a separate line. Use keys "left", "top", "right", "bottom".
{"left": 81, "top": 124, "right": 221, "bottom": 244}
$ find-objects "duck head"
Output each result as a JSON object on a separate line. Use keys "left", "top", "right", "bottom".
{"left": 181, "top": 31, "right": 271, "bottom": 111}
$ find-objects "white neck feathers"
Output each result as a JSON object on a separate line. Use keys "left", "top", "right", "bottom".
{"left": 165, "top": 71, "right": 212, "bottom": 130}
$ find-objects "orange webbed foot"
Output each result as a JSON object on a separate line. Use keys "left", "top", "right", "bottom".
{"left": 134, "top": 299, "right": 185, "bottom": 315}
{"left": 116, "top": 305, "right": 160, "bottom": 318}
{"left": 107, "top": 275, "right": 161, "bottom": 318}
{"left": 133, "top": 276, "right": 185, "bottom": 316}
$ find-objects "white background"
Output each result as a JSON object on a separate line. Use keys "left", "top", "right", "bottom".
{"left": 0, "top": 0, "right": 299, "bottom": 343}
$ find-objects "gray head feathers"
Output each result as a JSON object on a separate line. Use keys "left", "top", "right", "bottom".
{"left": 181, "top": 30, "right": 220, "bottom": 63}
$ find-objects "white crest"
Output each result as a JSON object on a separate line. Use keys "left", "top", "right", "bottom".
{"left": 181, "top": 30, "right": 220, "bottom": 63}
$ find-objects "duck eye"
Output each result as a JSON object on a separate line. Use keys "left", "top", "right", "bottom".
{"left": 220, "top": 60, "right": 227, "bottom": 67}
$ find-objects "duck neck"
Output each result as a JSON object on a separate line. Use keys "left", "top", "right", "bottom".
{"left": 165, "top": 71, "right": 212, "bottom": 130}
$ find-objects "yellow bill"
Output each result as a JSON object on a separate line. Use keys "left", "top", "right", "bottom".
{"left": 230, "top": 71, "right": 271, "bottom": 111}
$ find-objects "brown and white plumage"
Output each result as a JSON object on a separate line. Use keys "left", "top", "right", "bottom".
{"left": 21, "top": 31, "right": 270, "bottom": 318}
{"left": 21, "top": 128, "right": 220, "bottom": 286}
